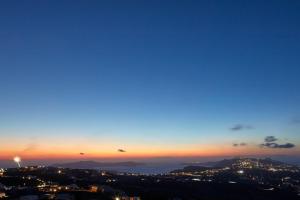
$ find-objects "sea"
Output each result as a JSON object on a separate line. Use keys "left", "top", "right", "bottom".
{"left": 96, "top": 163, "right": 186, "bottom": 174}
{"left": 1, "top": 155, "right": 300, "bottom": 175}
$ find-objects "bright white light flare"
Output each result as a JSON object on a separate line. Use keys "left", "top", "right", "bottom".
{"left": 13, "top": 156, "right": 21, "bottom": 167}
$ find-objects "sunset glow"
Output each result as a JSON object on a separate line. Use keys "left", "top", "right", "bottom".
{"left": 0, "top": 1, "right": 299, "bottom": 166}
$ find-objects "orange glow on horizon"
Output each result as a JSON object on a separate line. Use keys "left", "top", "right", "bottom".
{"left": 1, "top": 144, "right": 299, "bottom": 160}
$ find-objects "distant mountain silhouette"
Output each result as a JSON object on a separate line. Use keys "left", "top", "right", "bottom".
{"left": 52, "top": 160, "right": 145, "bottom": 169}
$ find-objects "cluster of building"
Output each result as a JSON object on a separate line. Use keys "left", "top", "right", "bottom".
{"left": 170, "top": 158, "right": 300, "bottom": 195}
{"left": 0, "top": 166, "right": 142, "bottom": 200}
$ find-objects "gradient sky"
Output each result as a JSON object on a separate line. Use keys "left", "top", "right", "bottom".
{"left": 0, "top": 0, "right": 300, "bottom": 160}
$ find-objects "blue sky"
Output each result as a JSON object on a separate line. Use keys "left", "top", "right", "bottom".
{"left": 0, "top": 0, "right": 300, "bottom": 159}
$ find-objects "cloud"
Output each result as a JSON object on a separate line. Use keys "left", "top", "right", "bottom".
{"left": 118, "top": 149, "right": 126, "bottom": 153}
{"left": 264, "top": 136, "right": 278, "bottom": 143}
{"left": 230, "top": 124, "right": 253, "bottom": 131}
{"left": 21, "top": 137, "right": 39, "bottom": 153}
{"left": 79, "top": 152, "right": 85, "bottom": 155}
{"left": 260, "top": 136, "right": 295, "bottom": 149}
{"left": 233, "top": 142, "right": 247, "bottom": 147}
{"left": 291, "top": 117, "right": 300, "bottom": 124}
{"left": 260, "top": 142, "right": 295, "bottom": 149}
{"left": 23, "top": 143, "right": 38, "bottom": 153}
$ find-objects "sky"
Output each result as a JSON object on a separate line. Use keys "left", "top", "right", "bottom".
{"left": 0, "top": 0, "right": 300, "bottom": 162}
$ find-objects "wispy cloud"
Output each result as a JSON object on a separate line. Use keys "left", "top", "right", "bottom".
{"left": 291, "top": 117, "right": 300, "bottom": 124}
{"left": 233, "top": 142, "right": 247, "bottom": 147}
{"left": 22, "top": 143, "right": 38, "bottom": 153}
{"left": 230, "top": 124, "right": 253, "bottom": 131}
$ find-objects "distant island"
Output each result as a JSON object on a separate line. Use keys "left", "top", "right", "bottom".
{"left": 172, "top": 157, "right": 298, "bottom": 173}
{"left": 52, "top": 160, "right": 145, "bottom": 169}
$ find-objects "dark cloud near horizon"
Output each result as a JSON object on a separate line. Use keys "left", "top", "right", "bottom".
{"left": 79, "top": 152, "right": 85, "bottom": 155}
{"left": 233, "top": 142, "right": 247, "bottom": 147}
{"left": 230, "top": 124, "right": 253, "bottom": 131}
{"left": 264, "top": 136, "right": 278, "bottom": 143}
{"left": 118, "top": 149, "right": 126, "bottom": 153}
{"left": 260, "top": 142, "right": 295, "bottom": 149}
{"left": 260, "top": 136, "right": 295, "bottom": 149}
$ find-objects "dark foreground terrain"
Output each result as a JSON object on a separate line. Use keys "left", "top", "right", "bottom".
{"left": 0, "top": 158, "right": 300, "bottom": 200}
